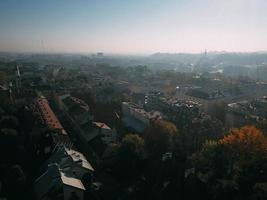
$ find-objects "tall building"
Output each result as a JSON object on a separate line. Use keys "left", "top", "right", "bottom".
{"left": 96, "top": 52, "right": 104, "bottom": 57}
{"left": 16, "top": 65, "right": 21, "bottom": 92}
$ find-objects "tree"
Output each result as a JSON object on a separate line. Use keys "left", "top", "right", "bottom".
{"left": 120, "top": 133, "right": 144, "bottom": 158}
{"left": 256, "top": 119, "right": 267, "bottom": 136}
{"left": 0, "top": 128, "right": 20, "bottom": 163}
{"left": 0, "top": 71, "right": 7, "bottom": 85}
{"left": 191, "top": 126, "right": 267, "bottom": 200}
{"left": 3, "top": 165, "right": 27, "bottom": 200}
{"left": 142, "top": 121, "right": 181, "bottom": 200}
{"left": 116, "top": 134, "right": 145, "bottom": 182}
{"left": 184, "top": 113, "right": 224, "bottom": 153}
{"left": 145, "top": 120, "right": 177, "bottom": 157}
{"left": 219, "top": 126, "right": 267, "bottom": 153}
{"left": 0, "top": 115, "right": 19, "bottom": 129}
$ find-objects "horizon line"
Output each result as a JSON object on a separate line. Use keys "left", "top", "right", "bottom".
{"left": 1, "top": 50, "right": 267, "bottom": 56}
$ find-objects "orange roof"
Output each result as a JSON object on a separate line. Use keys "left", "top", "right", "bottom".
{"left": 37, "top": 96, "right": 66, "bottom": 135}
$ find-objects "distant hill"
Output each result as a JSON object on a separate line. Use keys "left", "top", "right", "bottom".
{"left": 150, "top": 52, "right": 267, "bottom": 66}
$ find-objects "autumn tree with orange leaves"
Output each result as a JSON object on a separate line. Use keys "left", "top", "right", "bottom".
{"left": 219, "top": 126, "right": 267, "bottom": 152}
{"left": 191, "top": 126, "right": 267, "bottom": 200}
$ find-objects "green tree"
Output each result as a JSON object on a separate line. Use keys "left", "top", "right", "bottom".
{"left": 145, "top": 120, "right": 177, "bottom": 157}
{"left": 116, "top": 134, "right": 145, "bottom": 182}
{"left": 184, "top": 113, "right": 223, "bottom": 153}
{"left": 120, "top": 133, "right": 144, "bottom": 158}
{"left": 0, "top": 115, "right": 19, "bottom": 129}
{"left": 256, "top": 119, "right": 267, "bottom": 136}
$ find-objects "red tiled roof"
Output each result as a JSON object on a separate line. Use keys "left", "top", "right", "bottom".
{"left": 36, "top": 96, "right": 66, "bottom": 135}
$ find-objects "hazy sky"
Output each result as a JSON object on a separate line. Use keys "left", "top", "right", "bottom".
{"left": 0, "top": 0, "right": 267, "bottom": 54}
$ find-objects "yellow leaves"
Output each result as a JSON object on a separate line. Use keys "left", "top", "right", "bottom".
{"left": 121, "top": 133, "right": 145, "bottom": 156}
{"left": 0, "top": 71, "right": 7, "bottom": 84}
{"left": 152, "top": 120, "right": 177, "bottom": 136}
{"left": 122, "top": 133, "right": 144, "bottom": 147}
{"left": 145, "top": 120, "right": 178, "bottom": 155}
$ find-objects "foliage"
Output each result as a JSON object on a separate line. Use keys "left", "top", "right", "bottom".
{"left": 113, "top": 134, "right": 145, "bottom": 182}
{"left": 0, "top": 71, "right": 7, "bottom": 84}
{"left": 256, "top": 119, "right": 267, "bottom": 136}
{"left": 145, "top": 120, "right": 177, "bottom": 156}
{"left": 120, "top": 133, "right": 144, "bottom": 158}
{"left": 184, "top": 113, "right": 224, "bottom": 153}
{"left": 0, "top": 115, "right": 19, "bottom": 129}
{"left": 192, "top": 126, "right": 267, "bottom": 200}
{"left": 0, "top": 128, "right": 18, "bottom": 136}
{"left": 219, "top": 126, "right": 267, "bottom": 153}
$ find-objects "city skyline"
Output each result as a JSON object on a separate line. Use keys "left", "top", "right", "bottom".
{"left": 0, "top": 0, "right": 267, "bottom": 54}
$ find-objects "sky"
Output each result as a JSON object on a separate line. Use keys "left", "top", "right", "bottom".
{"left": 0, "top": 0, "right": 267, "bottom": 54}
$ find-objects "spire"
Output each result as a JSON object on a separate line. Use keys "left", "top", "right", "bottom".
{"left": 16, "top": 65, "right": 21, "bottom": 77}
{"left": 16, "top": 65, "right": 21, "bottom": 93}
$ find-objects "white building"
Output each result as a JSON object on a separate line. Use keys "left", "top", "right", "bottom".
{"left": 34, "top": 164, "right": 85, "bottom": 200}
{"left": 122, "top": 102, "right": 162, "bottom": 132}
{"left": 46, "top": 146, "right": 94, "bottom": 179}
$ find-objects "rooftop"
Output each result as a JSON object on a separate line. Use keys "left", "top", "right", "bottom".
{"left": 34, "top": 164, "right": 85, "bottom": 200}
{"left": 93, "top": 122, "right": 111, "bottom": 130}
{"left": 65, "top": 147, "right": 94, "bottom": 171}
{"left": 62, "top": 95, "right": 90, "bottom": 113}
{"left": 36, "top": 96, "right": 67, "bottom": 135}
{"left": 60, "top": 171, "right": 85, "bottom": 190}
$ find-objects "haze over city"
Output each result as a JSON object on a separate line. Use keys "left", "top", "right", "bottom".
{"left": 1, "top": 0, "right": 267, "bottom": 54}
{"left": 2, "top": 1, "right": 267, "bottom": 200}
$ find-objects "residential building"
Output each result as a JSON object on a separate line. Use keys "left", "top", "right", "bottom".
{"left": 34, "top": 164, "right": 85, "bottom": 200}
{"left": 122, "top": 101, "right": 162, "bottom": 132}
{"left": 45, "top": 146, "right": 94, "bottom": 180}
{"left": 36, "top": 95, "right": 67, "bottom": 135}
